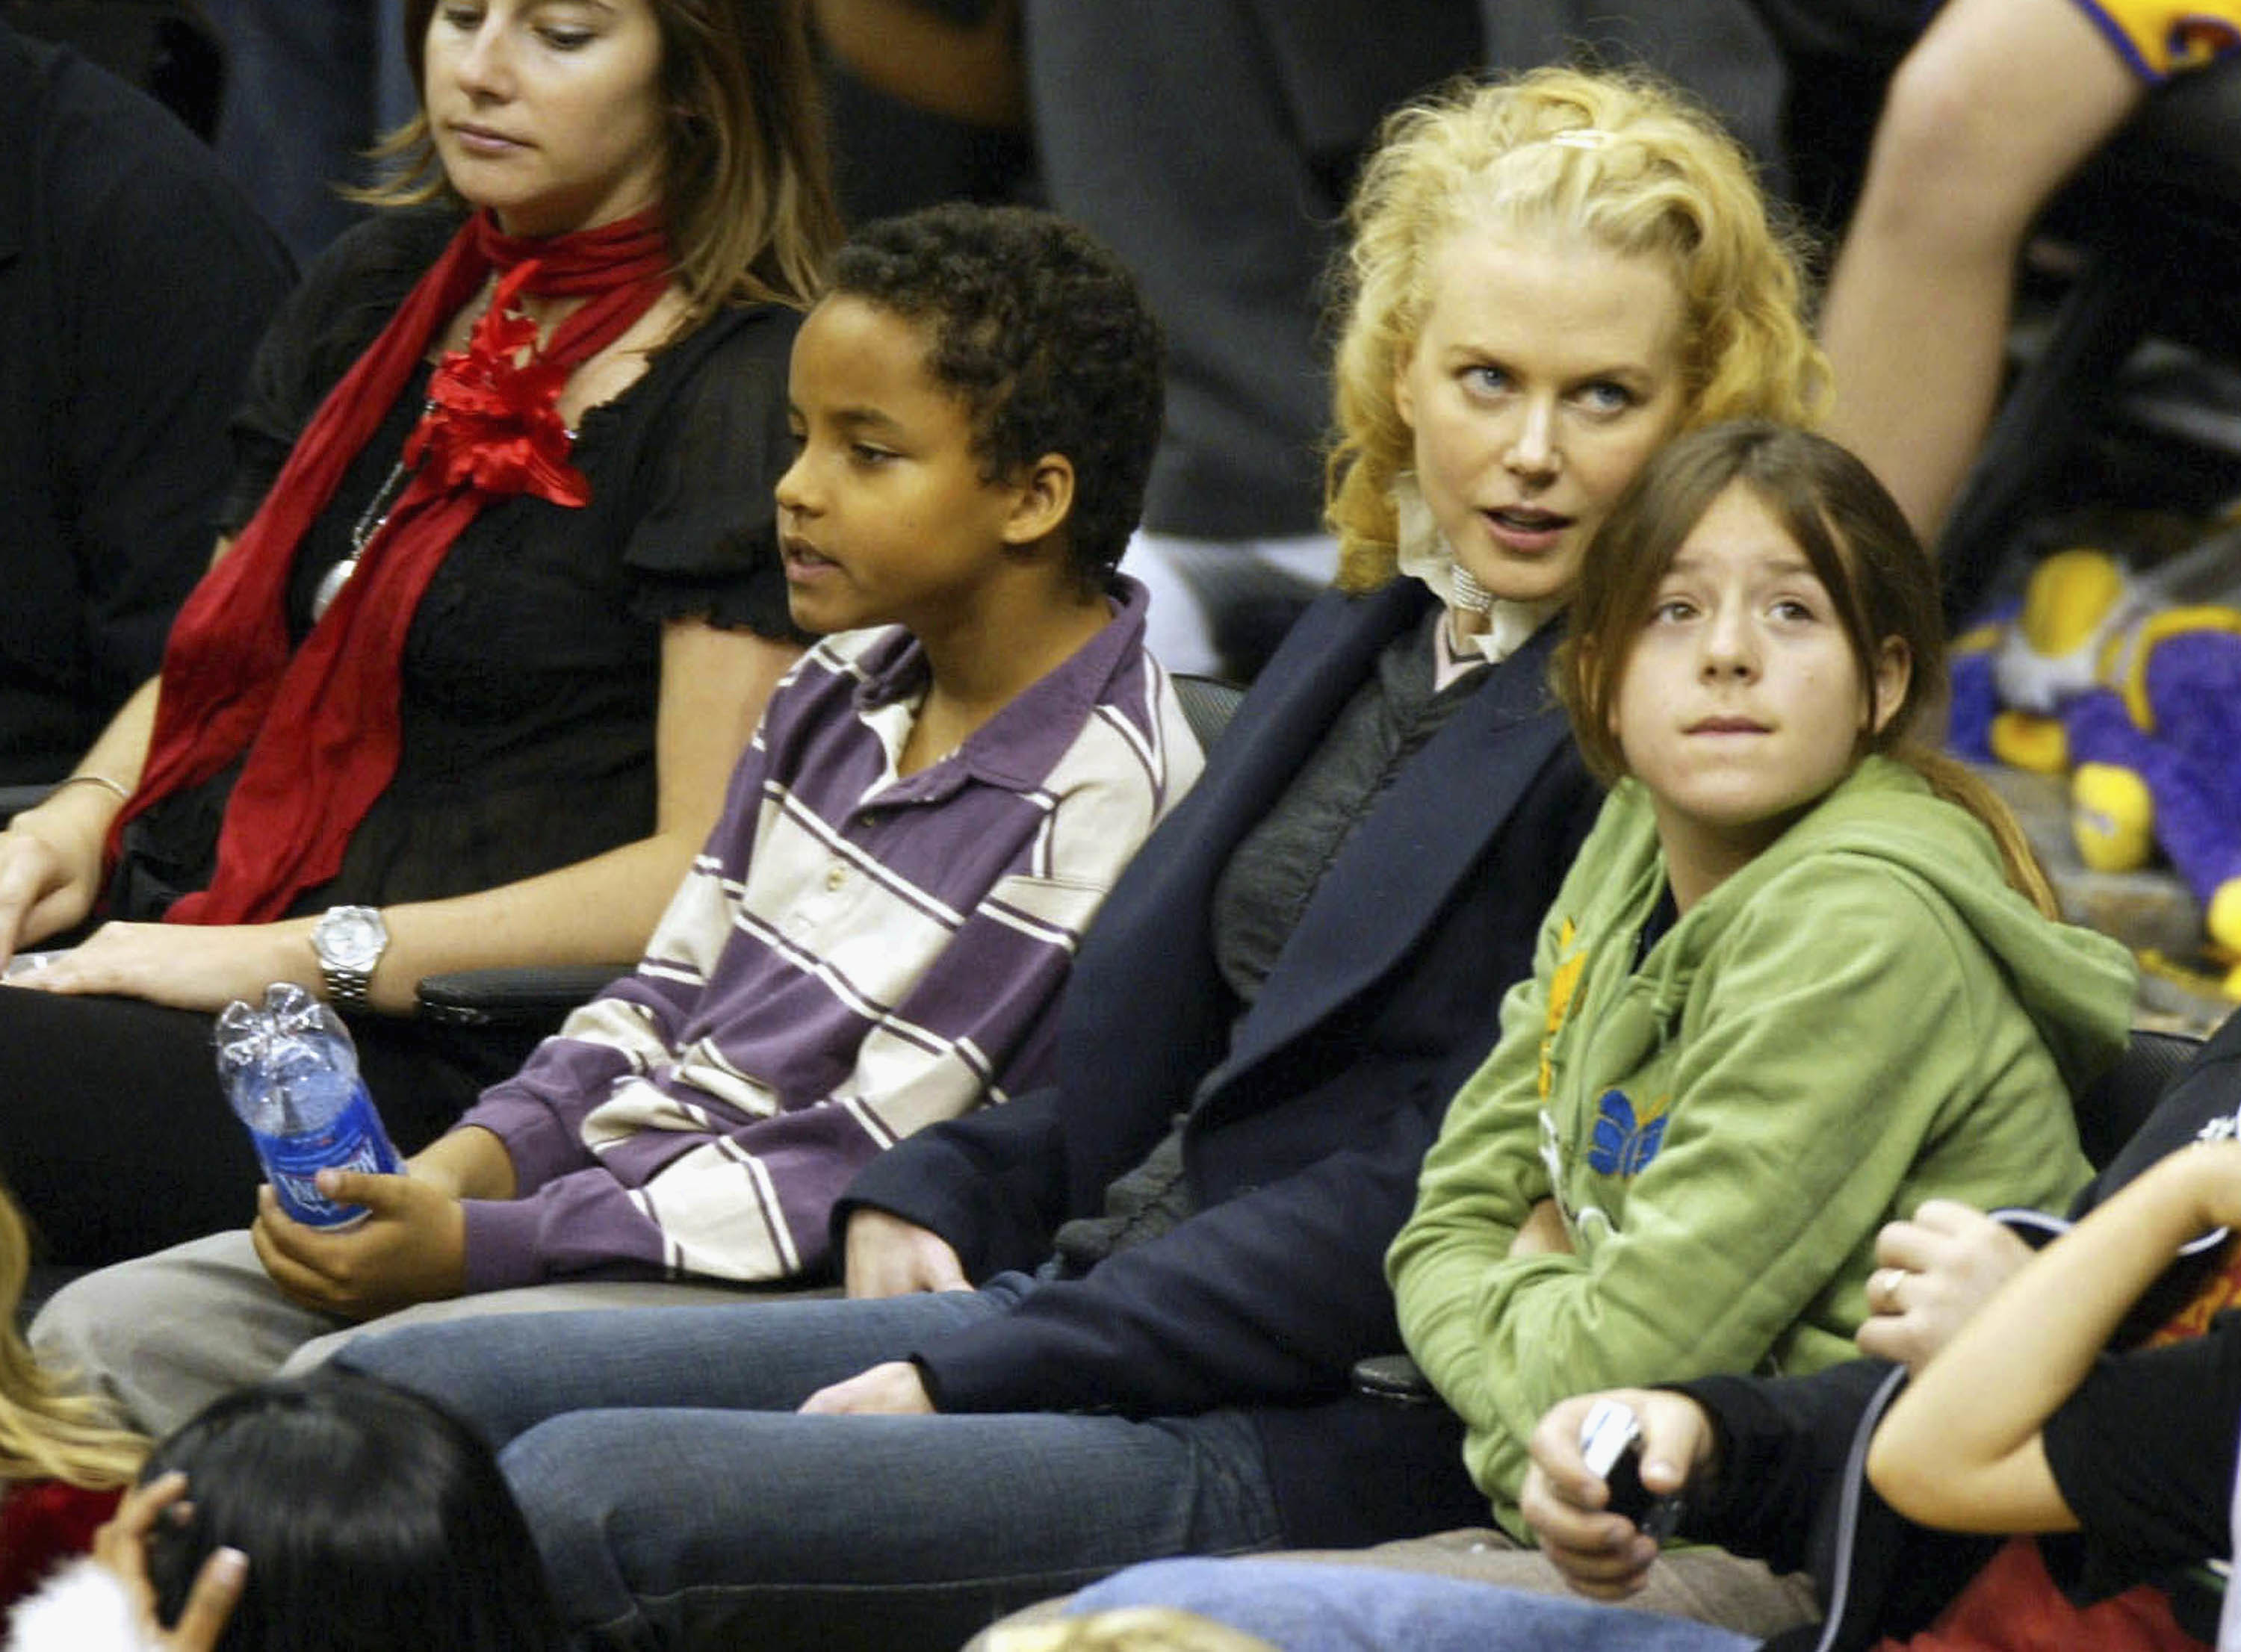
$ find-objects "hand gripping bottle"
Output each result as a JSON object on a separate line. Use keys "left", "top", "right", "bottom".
{"left": 217, "top": 984, "right": 403, "bottom": 1229}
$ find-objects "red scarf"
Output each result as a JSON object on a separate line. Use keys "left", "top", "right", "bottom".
{"left": 117, "top": 208, "right": 674, "bottom": 925}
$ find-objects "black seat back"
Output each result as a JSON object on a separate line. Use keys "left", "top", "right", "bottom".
{"left": 1171, "top": 671, "right": 1245, "bottom": 753}
{"left": 2074, "top": 1027, "right": 2205, "bottom": 1172}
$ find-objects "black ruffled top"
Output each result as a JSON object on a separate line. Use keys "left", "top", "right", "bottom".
{"left": 114, "top": 210, "right": 802, "bottom": 919}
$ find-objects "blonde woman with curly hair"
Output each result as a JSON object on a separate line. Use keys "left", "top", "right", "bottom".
{"left": 1326, "top": 64, "right": 1825, "bottom": 594}
{"left": 0, "top": 1190, "right": 144, "bottom": 1606}
{"left": 326, "top": 65, "right": 1831, "bottom": 1652}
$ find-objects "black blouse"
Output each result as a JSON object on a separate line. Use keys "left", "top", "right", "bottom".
{"left": 2040, "top": 1305, "right": 2241, "bottom": 1640}
{"left": 114, "top": 211, "right": 801, "bottom": 919}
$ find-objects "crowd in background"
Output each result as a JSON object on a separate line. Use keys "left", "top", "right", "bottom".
{"left": 0, "top": 3, "right": 2239, "bottom": 1651}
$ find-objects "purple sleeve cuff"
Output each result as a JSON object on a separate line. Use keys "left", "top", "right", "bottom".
{"left": 459, "top": 1196, "right": 554, "bottom": 1294}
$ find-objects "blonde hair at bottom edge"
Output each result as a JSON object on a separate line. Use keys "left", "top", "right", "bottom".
{"left": 0, "top": 1190, "right": 145, "bottom": 1488}
{"left": 982, "top": 1606, "right": 1282, "bottom": 1652}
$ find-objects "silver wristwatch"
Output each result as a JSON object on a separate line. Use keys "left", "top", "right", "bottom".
{"left": 311, "top": 904, "right": 389, "bottom": 1012}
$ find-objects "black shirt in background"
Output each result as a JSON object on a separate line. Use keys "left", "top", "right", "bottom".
{"left": 2041, "top": 1305, "right": 2241, "bottom": 1639}
{"left": 0, "top": 24, "right": 294, "bottom": 783}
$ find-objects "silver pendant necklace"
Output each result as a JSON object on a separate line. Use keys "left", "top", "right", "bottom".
{"left": 311, "top": 400, "right": 431, "bottom": 624}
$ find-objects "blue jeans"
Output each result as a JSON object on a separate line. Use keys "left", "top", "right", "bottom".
{"left": 337, "top": 1276, "right": 1286, "bottom": 1651}
{"left": 1071, "top": 1559, "right": 1760, "bottom": 1652}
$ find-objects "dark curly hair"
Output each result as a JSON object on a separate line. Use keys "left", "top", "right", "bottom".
{"left": 831, "top": 203, "right": 1165, "bottom": 593}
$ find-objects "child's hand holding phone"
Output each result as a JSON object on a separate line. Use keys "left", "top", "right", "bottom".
{"left": 1520, "top": 1389, "right": 1711, "bottom": 1600}
{"left": 1578, "top": 1397, "right": 1687, "bottom": 1540}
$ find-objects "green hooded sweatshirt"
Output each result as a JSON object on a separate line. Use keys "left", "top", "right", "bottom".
{"left": 1389, "top": 755, "right": 2136, "bottom": 1534}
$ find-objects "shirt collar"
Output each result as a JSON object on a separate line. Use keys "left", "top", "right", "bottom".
{"left": 1395, "top": 472, "right": 1563, "bottom": 666}
{"left": 849, "top": 574, "right": 1153, "bottom": 798}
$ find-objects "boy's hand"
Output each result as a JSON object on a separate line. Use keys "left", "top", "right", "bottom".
{"left": 1520, "top": 1390, "right": 1711, "bottom": 1600}
{"left": 249, "top": 1170, "right": 468, "bottom": 1320}
{"left": 798, "top": 1360, "right": 936, "bottom": 1415}
{"left": 843, "top": 1207, "right": 970, "bottom": 1297}
{"left": 1856, "top": 1200, "right": 2032, "bottom": 1372}
{"left": 94, "top": 1472, "right": 247, "bottom": 1652}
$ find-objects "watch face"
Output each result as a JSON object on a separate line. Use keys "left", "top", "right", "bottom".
{"left": 318, "top": 907, "right": 388, "bottom": 972}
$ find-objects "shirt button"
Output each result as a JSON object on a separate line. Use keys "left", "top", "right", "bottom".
{"left": 825, "top": 865, "right": 847, "bottom": 892}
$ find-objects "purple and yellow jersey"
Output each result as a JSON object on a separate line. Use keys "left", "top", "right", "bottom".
{"left": 2066, "top": 0, "right": 2241, "bottom": 79}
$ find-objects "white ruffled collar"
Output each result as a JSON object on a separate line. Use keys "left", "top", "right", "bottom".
{"left": 1393, "top": 472, "right": 1563, "bottom": 664}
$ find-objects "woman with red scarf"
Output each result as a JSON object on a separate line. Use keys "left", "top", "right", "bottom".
{"left": 0, "top": 0, "right": 840, "bottom": 1265}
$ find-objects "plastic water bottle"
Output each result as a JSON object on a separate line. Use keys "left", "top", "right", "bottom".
{"left": 216, "top": 984, "right": 403, "bottom": 1229}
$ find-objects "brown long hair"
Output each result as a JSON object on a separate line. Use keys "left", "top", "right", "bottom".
{"left": 361, "top": 0, "right": 840, "bottom": 321}
{"left": 1556, "top": 422, "right": 2055, "bottom": 913}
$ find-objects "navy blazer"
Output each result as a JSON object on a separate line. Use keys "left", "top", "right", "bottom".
{"left": 840, "top": 579, "right": 1601, "bottom": 1544}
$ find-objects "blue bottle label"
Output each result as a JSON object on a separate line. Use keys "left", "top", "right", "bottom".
{"left": 249, "top": 1082, "right": 402, "bottom": 1229}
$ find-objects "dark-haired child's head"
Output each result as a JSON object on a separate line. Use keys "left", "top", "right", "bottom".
{"left": 808, "top": 202, "right": 1165, "bottom": 598}
{"left": 1559, "top": 421, "right": 2056, "bottom": 910}
{"left": 139, "top": 1370, "right": 562, "bottom": 1652}
{"left": 1557, "top": 420, "right": 1935, "bottom": 786}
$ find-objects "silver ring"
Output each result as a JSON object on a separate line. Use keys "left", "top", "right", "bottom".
{"left": 1873, "top": 1267, "right": 1906, "bottom": 1307}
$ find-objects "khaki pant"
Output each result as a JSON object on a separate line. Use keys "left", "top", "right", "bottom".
{"left": 30, "top": 1226, "right": 831, "bottom": 1435}
{"left": 973, "top": 1531, "right": 1818, "bottom": 1648}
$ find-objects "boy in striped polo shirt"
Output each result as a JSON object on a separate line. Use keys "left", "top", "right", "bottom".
{"left": 36, "top": 203, "right": 1203, "bottom": 1433}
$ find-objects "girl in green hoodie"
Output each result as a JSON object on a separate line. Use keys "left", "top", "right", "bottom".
{"left": 1388, "top": 422, "right": 2138, "bottom": 1558}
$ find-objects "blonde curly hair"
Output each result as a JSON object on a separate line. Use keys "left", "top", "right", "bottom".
{"left": 1327, "top": 66, "right": 1828, "bottom": 591}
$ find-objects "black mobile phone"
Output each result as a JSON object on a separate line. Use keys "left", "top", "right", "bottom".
{"left": 1578, "top": 1399, "right": 1685, "bottom": 1541}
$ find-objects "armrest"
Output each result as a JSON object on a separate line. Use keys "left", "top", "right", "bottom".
{"left": 0, "top": 783, "right": 57, "bottom": 826}
{"left": 1351, "top": 1352, "right": 1445, "bottom": 1408}
{"left": 415, "top": 963, "right": 633, "bottom": 1028}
